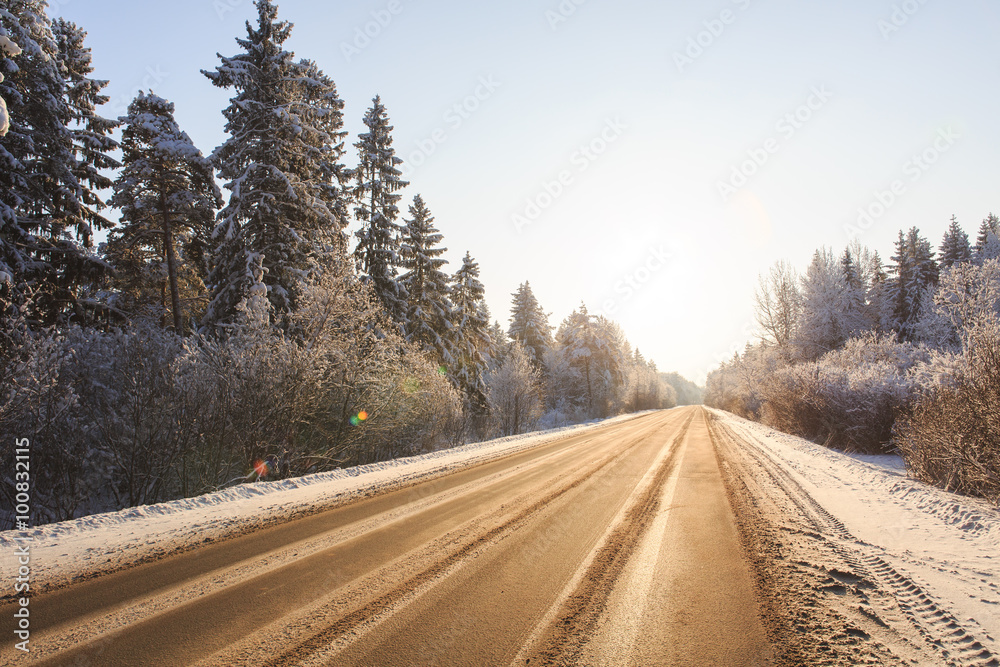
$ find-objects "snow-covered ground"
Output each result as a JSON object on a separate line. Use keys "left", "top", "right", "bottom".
{"left": 712, "top": 408, "right": 1000, "bottom": 664}
{"left": 0, "top": 413, "right": 651, "bottom": 596}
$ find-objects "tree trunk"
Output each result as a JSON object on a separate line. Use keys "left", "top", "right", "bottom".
{"left": 161, "top": 189, "right": 184, "bottom": 334}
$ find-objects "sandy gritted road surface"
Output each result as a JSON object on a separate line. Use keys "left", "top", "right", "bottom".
{"left": 2, "top": 407, "right": 785, "bottom": 666}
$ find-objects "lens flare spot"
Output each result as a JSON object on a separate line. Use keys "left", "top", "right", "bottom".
{"left": 438, "top": 365, "right": 448, "bottom": 376}
{"left": 358, "top": 411, "right": 368, "bottom": 421}
{"left": 253, "top": 459, "right": 268, "bottom": 477}
{"left": 349, "top": 416, "right": 360, "bottom": 426}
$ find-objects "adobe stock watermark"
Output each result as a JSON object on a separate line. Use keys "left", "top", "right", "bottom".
{"left": 106, "top": 66, "right": 170, "bottom": 117}
{"left": 844, "top": 126, "right": 959, "bottom": 241}
{"left": 546, "top": 0, "right": 588, "bottom": 31}
{"left": 598, "top": 244, "right": 675, "bottom": 318}
{"left": 877, "top": 0, "right": 931, "bottom": 39}
{"left": 673, "top": 0, "right": 754, "bottom": 74}
{"left": 12, "top": 437, "right": 31, "bottom": 653}
{"left": 48, "top": 0, "right": 75, "bottom": 14}
{"left": 400, "top": 75, "right": 501, "bottom": 178}
{"left": 717, "top": 86, "right": 833, "bottom": 203}
{"left": 212, "top": 0, "right": 248, "bottom": 21}
{"left": 340, "top": 0, "right": 407, "bottom": 63}
{"left": 512, "top": 117, "right": 627, "bottom": 234}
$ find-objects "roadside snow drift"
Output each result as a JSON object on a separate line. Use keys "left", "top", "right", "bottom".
{"left": 712, "top": 409, "right": 1000, "bottom": 662}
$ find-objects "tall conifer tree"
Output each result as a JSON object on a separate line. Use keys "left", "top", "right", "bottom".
{"left": 107, "top": 93, "right": 221, "bottom": 333}
{"left": 201, "top": 0, "right": 350, "bottom": 330}
{"left": 974, "top": 213, "right": 1000, "bottom": 263}
{"left": 508, "top": 281, "right": 552, "bottom": 367}
{"left": 353, "top": 95, "right": 408, "bottom": 325}
{"left": 939, "top": 215, "right": 972, "bottom": 268}
{"left": 399, "top": 194, "right": 453, "bottom": 363}
{"left": 450, "top": 251, "right": 491, "bottom": 408}
{"left": 0, "top": 3, "right": 117, "bottom": 323}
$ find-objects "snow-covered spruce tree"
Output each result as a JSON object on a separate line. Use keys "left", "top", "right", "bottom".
{"left": 974, "top": 213, "right": 1000, "bottom": 264}
{"left": 0, "top": 3, "right": 118, "bottom": 325}
{"left": 488, "top": 319, "right": 511, "bottom": 361}
{"left": 399, "top": 195, "right": 453, "bottom": 363}
{"left": 107, "top": 92, "right": 222, "bottom": 333}
{"left": 508, "top": 281, "right": 552, "bottom": 367}
{"left": 551, "top": 305, "right": 595, "bottom": 413}
{"left": 839, "top": 248, "right": 871, "bottom": 337}
{"left": 939, "top": 215, "right": 972, "bottom": 269}
{"left": 53, "top": 19, "right": 119, "bottom": 248}
{"left": 449, "top": 251, "right": 492, "bottom": 410}
{"left": 201, "top": 0, "right": 351, "bottom": 331}
{"left": 793, "top": 248, "right": 849, "bottom": 360}
{"left": 888, "top": 227, "right": 939, "bottom": 341}
{"left": 353, "top": 95, "right": 409, "bottom": 327}
{"left": 550, "top": 305, "right": 628, "bottom": 417}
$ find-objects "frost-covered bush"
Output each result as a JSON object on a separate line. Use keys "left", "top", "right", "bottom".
{"left": 63, "top": 321, "right": 190, "bottom": 509}
{"left": 896, "top": 323, "right": 1000, "bottom": 503}
{"left": 0, "top": 273, "right": 466, "bottom": 527}
{"left": 704, "top": 344, "right": 788, "bottom": 420}
{"left": 0, "top": 312, "right": 95, "bottom": 526}
{"left": 760, "top": 334, "right": 929, "bottom": 453}
{"left": 485, "top": 343, "right": 545, "bottom": 437}
{"left": 893, "top": 260, "right": 1000, "bottom": 502}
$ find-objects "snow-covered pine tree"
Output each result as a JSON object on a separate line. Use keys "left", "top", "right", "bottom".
{"left": 888, "top": 231, "right": 912, "bottom": 334}
{"left": 107, "top": 92, "right": 222, "bottom": 333}
{"left": 449, "top": 251, "right": 492, "bottom": 409}
{"left": 864, "top": 250, "right": 895, "bottom": 334}
{"left": 297, "top": 58, "right": 352, "bottom": 257}
{"left": 794, "top": 248, "right": 849, "bottom": 359}
{"left": 553, "top": 305, "right": 628, "bottom": 416}
{"left": 353, "top": 95, "right": 408, "bottom": 326}
{"left": 53, "top": 19, "right": 119, "bottom": 248}
{"left": 939, "top": 215, "right": 972, "bottom": 268}
{"left": 398, "top": 194, "right": 453, "bottom": 363}
{"left": 488, "top": 319, "right": 511, "bottom": 362}
{"left": 974, "top": 213, "right": 1000, "bottom": 264}
{"left": 508, "top": 281, "right": 553, "bottom": 367}
{"left": 553, "top": 305, "right": 594, "bottom": 411}
{"left": 889, "top": 227, "right": 939, "bottom": 341}
{"left": 201, "top": 0, "right": 351, "bottom": 331}
{"left": 839, "top": 248, "right": 869, "bottom": 337}
{"left": 841, "top": 248, "right": 860, "bottom": 290}
{"left": 0, "top": 3, "right": 117, "bottom": 324}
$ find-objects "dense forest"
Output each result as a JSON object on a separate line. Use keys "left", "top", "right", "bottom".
{"left": 706, "top": 215, "right": 1000, "bottom": 503}
{"left": 0, "top": 1, "right": 688, "bottom": 527}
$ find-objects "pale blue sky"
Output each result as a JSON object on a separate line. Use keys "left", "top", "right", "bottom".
{"left": 57, "top": 0, "right": 1000, "bottom": 382}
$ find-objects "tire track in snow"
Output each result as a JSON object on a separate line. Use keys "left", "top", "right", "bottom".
{"left": 717, "top": 416, "right": 998, "bottom": 667}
